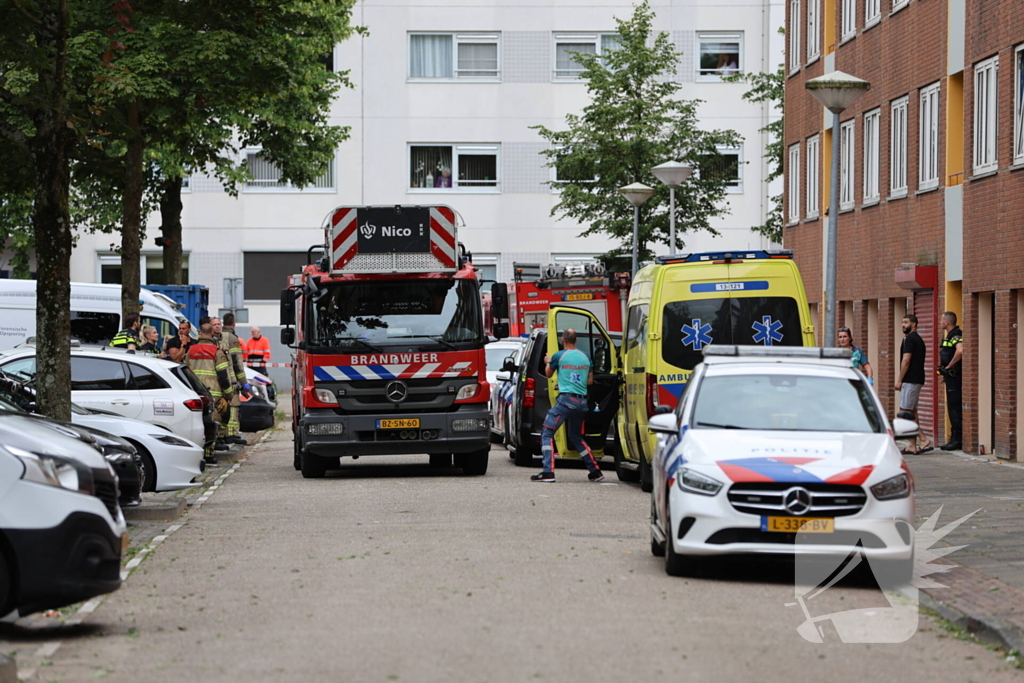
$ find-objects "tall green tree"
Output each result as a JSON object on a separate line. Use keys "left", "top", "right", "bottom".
{"left": 532, "top": 0, "right": 741, "bottom": 263}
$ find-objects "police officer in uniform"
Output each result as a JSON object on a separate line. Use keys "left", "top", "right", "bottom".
{"left": 186, "top": 322, "right": 234, "bottom": 465}
{"left": 109, "top": 313, "right": 142, "bottom": 351}
{"left": 938, "top": 311, "right": 963, "bottom": 451}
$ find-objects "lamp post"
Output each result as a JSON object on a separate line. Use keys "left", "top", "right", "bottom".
{"left": 619, "top": 182, "right": 655, "bottom": 277}
{"left": 805, "top": 71, "right": 870, "bottom": 347}
{"left": 651, "top": 160, "right": 693, "bottom": 253}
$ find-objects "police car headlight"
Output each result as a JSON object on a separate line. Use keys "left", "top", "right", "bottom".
{"left": 676, "top": 467, "right": 723, "bottom": 496}
{"left": 8, "top": 445, "right": 95, "bottom": 496}
{"left": 314, "top": 388, "right": 338, "bottom": 405}
{"left": 455, "top": 384, "right": 479, "bottom": 401}
{"left": 870, "top": 474, "right": 911, "bottom": 500}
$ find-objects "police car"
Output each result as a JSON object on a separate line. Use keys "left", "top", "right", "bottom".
{"left": 648, "top": 346, "right": 916, "bottom": 579}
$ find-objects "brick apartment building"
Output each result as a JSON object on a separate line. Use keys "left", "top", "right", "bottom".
{"left": 783, "top": 0, "right": 1024, "bottom": 459}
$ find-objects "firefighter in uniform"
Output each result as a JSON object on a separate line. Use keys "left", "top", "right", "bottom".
{"left": 938, "top": 311, "right": 963, "bottom": 451}
{"left": 186, "top": 323, "right": 234, "bottom": 465}
{"left": 109, "top": 313, "right": 142, "bottom": 351}
{"left": 213, "top": 315, "right": 252, "bottom": 446}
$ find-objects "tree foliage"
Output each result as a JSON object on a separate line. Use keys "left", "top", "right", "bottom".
{"left": 532, "top": 1, "right": 741, "bottom": 263}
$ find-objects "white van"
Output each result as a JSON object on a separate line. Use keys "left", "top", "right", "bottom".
{"left": 0, "top": 280, "right": 191, "bottom": 349}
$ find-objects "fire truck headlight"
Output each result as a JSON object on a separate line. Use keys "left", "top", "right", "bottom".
{"left": 306, "top": 423, "right": 344, "bottom": 436}
{"left": 452, "top": 418, "right": 489, "bottom": 432}
{"left": 455, "top": 384, "right": 479, "bottom": 401}
{"left": 314, "top": 388, "right": 338, "bottom": 405}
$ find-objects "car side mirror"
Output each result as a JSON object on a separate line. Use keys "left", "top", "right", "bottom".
{"left": 496, "top": 371, "right": 511, "bottom": 382}
{"left": 281, "top": 328, "right": 295, "bottom": 346}
{"left": 280, "top": 288, "right": 296, "bottom": 325}
{"left": 502, "top": 357, "right": 517, "bottom": 373}
{"left": 491, "top": 283, "right": 509, "bottom": 319}
{"left": 892, "top": 417, "right": 919, "bottom": 440}
{"left": 492, "top": 321, "right": 509, "bottom": 340}
{"left": 648, "top": 413, "right": 677, "bottom": 434}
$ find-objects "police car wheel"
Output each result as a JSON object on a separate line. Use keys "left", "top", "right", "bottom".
{"left": 650, "top": 498, "right": 666, "bottom": 557}
{"left": 664, "top": 512, "right": 692, "bottom": 577}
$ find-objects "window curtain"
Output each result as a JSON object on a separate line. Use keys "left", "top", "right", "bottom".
{"left": 410, "top": 35, "right": 453, "bottom": 78}
{"left": 410, "top": 146, "right": 453, "bottom": 188}
{"left": 457, "top": 43, "right": 497, "bottom": 77}
{"left": 555, "top": 42, "right": 596, "bottom": 77}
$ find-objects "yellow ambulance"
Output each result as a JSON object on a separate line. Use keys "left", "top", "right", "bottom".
{"left": 615, "top": 250, "right": 816, "bottom": 490}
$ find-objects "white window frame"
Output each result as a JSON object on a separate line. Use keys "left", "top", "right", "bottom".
{"left": 242, "top": 149, "right": 335, "bottom": 193}
{"left": 841, "top": 0, "right": 857, "bottom": 40}
{"left": 973, "top": 57, "right": 999, "bottom": 174}
{"left": 551, "top": 33, "right": 619, "bottom": 81}
{"left": 408, "top": 33, "right": 501, "bottom": 82}
{"left": 806, "top": 0, "right": 821, "bottom": 63}
{"left": 698, "top": 32, "right": 744, "bottom": 82}
{"left": 408, "top": 143, "right": 501, "bottom": 194}
{"left": 865, "top": 0, "right": 881, "bottom": 27}
{"left": 892, "top": 0, "right": 909, "bottom": 13}
{"left": 1016, "top": 45, "right": 1024, "bottom": 165}
{"left": 473, "top": 254, "right": 499, "bottom": 292}
{"left": 806, "top": 134, "right": 820, "bottom": 218}
{"left": 549, "top": 147, "right": 598, "bottom": 190}
{"left": 96, "top": 251, "right": 191, "bottom": 286}
{"left": 919, "top": 83, "right": 941, "bottom": 189}
{"left": 788, "top": 143, "right": 801, "bottom": 223}
{"left": 839, "top": 119, "right": 855, "bottom": 209}
{"left": 789, "top": 0, "right": 801, "bottom": 73}
{"left": 863, "top": 109, "right": 880, "bottom": 201}
{"left": 717, "top": 145, "right": 744, "bottom": 194}
{"left": 890, "top": 97, "right": 909, "bottom": 196}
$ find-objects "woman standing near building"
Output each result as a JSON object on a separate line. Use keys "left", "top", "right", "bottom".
{"left": 837, "top": 327, "right": 873, "bottom": 385}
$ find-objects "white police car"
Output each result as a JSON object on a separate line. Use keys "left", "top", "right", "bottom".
{"left": 648, "top": 346, "right": 916, "bottom": 578}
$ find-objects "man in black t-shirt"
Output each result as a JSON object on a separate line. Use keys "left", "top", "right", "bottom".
{"left": 165, "top": 320, "right": 197, "bottom": 364}
{"left": 894, "top": 314, "right": 932, "bottom": 454}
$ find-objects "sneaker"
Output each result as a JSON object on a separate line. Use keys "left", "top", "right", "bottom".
{"left": 588, "top": 470, "right": 605, "bottom": 482}
{"left": 531, "top": 471, "right": 555, "bottom": 482}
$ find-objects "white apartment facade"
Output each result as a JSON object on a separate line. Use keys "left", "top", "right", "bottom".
{"left": 67, "top": 0, "right": 785, "bottom": 327}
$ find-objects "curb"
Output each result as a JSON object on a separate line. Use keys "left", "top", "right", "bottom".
{"left": 122, "top": 498, "right": 186, "bottom": 522}
{"left": 919, "top": 565, "right": 1024, "bottom": 654}
{"left": 0, "top": 654, "right": 14, "bottom": 683}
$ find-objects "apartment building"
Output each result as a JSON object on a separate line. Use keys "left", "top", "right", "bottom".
{"left": 784, "top": 0, "right": 1024, "bottom": 458}
{"left": 64, "top": 0, "right": 784, "bottom": 329}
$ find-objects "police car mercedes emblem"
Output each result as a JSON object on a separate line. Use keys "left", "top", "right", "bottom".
{"left": 783, "top": 487, "right": 813, "bottom": 516}
{"left": 385, "top": 380, "right": 408, "bottom": 403}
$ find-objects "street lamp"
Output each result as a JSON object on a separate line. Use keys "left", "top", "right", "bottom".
{"left": 805, "top": 70, "right": 870, "bottom": 347}
{"left": 619, "top": 182, "right": 655, "bottom": 277}
{"left": 651, "top": 160, "right": 693, "bottom": 253}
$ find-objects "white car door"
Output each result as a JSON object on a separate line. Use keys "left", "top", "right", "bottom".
{"left": 124, "top": 360, "right": 193, "bottom": 436}
{"left": 70, "top": 356, "right": 143, "bottom": 419}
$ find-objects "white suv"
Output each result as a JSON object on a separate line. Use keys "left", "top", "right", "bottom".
{"left": 0, "top": 345, "right": 206, "bottom": 446}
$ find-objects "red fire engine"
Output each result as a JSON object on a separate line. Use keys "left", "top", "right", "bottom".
{"left": 508, "top": 262, "right": 629, "bottom": 337}
{"left": 280, "top": 205, "right": 509, "bottom": 479}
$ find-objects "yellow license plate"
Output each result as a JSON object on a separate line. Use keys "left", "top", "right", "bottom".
{"left": 377, "top": 418, "right": 420, "bottom": 430}
{"left": 565, "top": 292, "right": 594, "bottom": 301}
{"left": 121, "top": 533, "right": 129, "bottom": 553}
{"left": 763, "top": 517, "right": 834, "bottom": 533}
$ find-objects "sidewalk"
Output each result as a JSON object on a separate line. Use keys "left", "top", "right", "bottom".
{"left": 907, "top": 448, "right": 1024, "bottom": 651}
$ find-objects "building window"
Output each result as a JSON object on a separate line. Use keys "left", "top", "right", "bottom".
{"left": 863, "top": 109, "right": 880, "bottom": 201}
{"left": 840, "top": 119, "right": 855, "bottom": 210}
{"left": 1016, "top": 46, "right": 1024, "bottom": 165}
{"left": 698, "top": 32, "right": 742, "bottom": 81}
{"left": 806, "top": 134, "right": 820, "bottom": 218}
{"left": 789, "top": 0, "right": 801, "bottom": 72}
{"left": 841, "top": 0, "right": 856, "bottom": 40}
{"left": 890, "top": 97, "right": 909, "bottom": 196}
{"left": 974, "top": 57, "right": 999, "bottom": 174}
{"left": 788, "top": 144, "right": 801, "bottom": 223}
{"left": 550, "top": 146, "right": 597, "bottom": 185}
{"left": 920, "top": 83, "right": 940, "bottom": 189}
{"left": 700, "top": 145, "right": 743, "bottom": 193}
{"left": 409, "top": 33, "right": 500, "bottom": 80}
{"left": 473, "top": 255, "right": 499, "bottom": 293}
{"left": 552, "top": 33, "right": 619, "bottom": 80}
{"left": 243, "top": 150, "right": 334, "bottom": 192}
{"left": 409, "top": 144, "right": 500, "bottom": 191}
{"left": 243, "top": 252, "right": 306, "bottom": 301}
{"left": 97, "top": 253, "right": 190, "bottom": 286}
{"left": 865, "top": 0, "right": 881, "bottom": 25}
{"left": 892, "top": 0, "right": 909, "bottom": 12}
{"left": 807, "top": 0, "right": 820, "bottom": 62}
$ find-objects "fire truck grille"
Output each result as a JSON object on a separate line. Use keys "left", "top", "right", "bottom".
{"left": 343, "top": 253, "right": 448, "bottom": 272}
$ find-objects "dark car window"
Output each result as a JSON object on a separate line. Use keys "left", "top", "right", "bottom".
{"left": 127, "top": 362, "right": 169, "bottom": 390}
{"left": 70, "top": 311, "right": 120, "bottom": 345}
{"left": 662, "top": 297, "right": 803, "bottom": 372}
{"left": 70, "top": 357, "right": 128, "bottom": 391}
{"left": 551, "top": 310, "right": 612, "bottom": 374}
{"left": 171, "top": 365, "right": 210, "bottom": 397}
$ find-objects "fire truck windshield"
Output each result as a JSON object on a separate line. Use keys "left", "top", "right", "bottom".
{"left": 309, "top": 279, "right": 484, "bottom": 350}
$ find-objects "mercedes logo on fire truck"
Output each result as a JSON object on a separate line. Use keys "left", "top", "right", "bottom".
{"left": 385, "top": 380, "right": 408, "bottom": 403}
{"left": 783, "top": 487, "right": 813, "bottom": 516}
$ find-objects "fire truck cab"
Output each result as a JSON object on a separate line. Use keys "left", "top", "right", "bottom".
{"left": 510, "top": 262, "right": 628, "bottom": 337}
{"left": 281, "top": 205, "right": 509, "bottom": 478}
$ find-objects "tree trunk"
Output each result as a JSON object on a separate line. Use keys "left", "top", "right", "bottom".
{"left": 121, "top": 99, "right": 144, "bottom": 322}
{"left": 31, "top": 0, "right": 73, "bottom": 422}
{"left": 159, "top": 176, "right": 184, "bottom": 284}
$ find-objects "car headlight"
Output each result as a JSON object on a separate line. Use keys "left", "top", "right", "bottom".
{"left": 676, "top": 467, "right": 723, "bottom": 496}
{"left": 152, "top": 434, "right": 193, "bottom": 448}
{"left": 9, "top": 445, "right": 95, "bottom": 496}
{"left": 870, "top": 474, "right": 912, "bottom": 500}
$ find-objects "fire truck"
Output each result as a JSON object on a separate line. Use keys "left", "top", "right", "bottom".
{"left": 509, "top": 262, "right": 629, "bottom": 336}
{"left": 281, "top": 205, "right": 510, "bottom": 479}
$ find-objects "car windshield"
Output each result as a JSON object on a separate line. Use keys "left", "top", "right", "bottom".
{"left": 692, "top": 374, "right": 884, "bottom": 433}
{"left": 486, "top": 346, "right": 518, "bottom": 371}
{"left": 661, "top": 297, "right": 803, "bottom": 371}
{"left": 309, "top": 279, "right": 483, "bottom": 350}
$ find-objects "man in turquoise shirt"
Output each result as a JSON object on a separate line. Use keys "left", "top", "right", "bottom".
{"left": 531, "top": 328, "right": 604, "bottom": 483}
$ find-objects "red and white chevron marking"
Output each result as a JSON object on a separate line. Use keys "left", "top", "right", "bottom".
{"left": 330, "top": 207, "right": 358, "bottom": 271}
{"left": 429, "top": 206, "right": 457, "bottom": 269}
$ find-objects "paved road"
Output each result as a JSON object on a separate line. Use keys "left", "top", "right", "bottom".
{"left": 27, "top": 432, "right": 1023, "bottom": 682}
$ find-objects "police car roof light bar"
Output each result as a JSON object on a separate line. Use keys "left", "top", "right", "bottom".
{"left": 655, "top": 249, "right": 794, "bottom": 265}
{"left": 703, "top": 345, "right": 851, "bottom": 359}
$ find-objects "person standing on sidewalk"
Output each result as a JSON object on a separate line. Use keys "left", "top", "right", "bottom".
{"left": 895, "top": 314, "right": 933, "bottom": 454}
{"left": 165, "top": 320, "right": 196, "bottom": 363}
{"left": 186, "top": 322, "right": 233, "bottom": 466}
{"left": 531, "top": 328, "right": 604, "bottom": 483}
{"left": 938, "top": 311, "right": 964, "bottom": 451}
{"left": 245, "top": 326, "right": 271, "bottom": 370}
{"left": 837, "top": 327, "right": 873, "bottom": 385}
{"left": 213, "top": 315, "right": 252, "bottom": 446}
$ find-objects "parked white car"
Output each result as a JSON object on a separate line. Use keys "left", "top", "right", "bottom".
{"left": 0, "top": 345, "right": 206, "bottom": 446}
